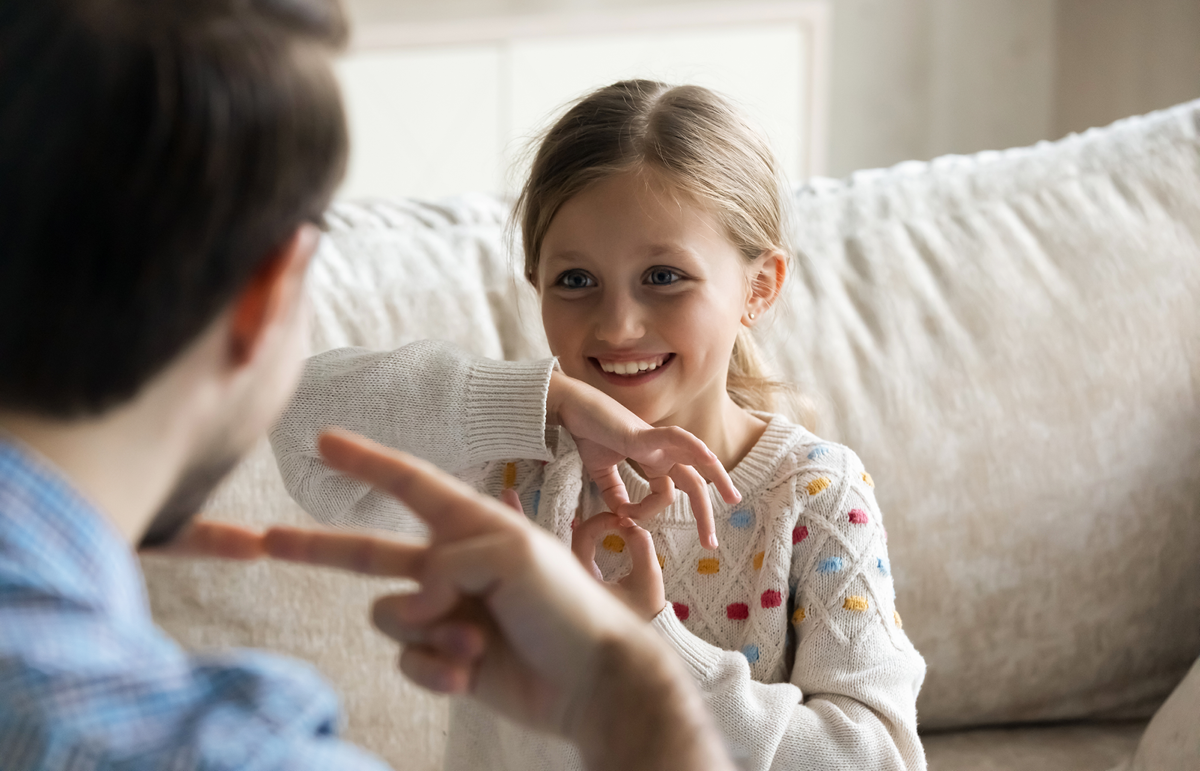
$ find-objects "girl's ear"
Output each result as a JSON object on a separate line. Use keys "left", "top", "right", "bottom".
{"left": 743, "top": 249, "right": 787, "bottom": 326}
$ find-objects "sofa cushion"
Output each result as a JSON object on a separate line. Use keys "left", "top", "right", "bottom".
{"left": 1128, "top": 657, "right": 1200, "bottom": 770}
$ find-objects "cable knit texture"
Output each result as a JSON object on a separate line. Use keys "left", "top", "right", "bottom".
{"left": 271, "top": 344, "right": 926, "bottom": 771}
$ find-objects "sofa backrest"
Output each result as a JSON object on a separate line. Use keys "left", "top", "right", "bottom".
{"left": 143, "top": 100, "right": 1200, "bottom": 766}
{"left": 763, "top": 100, "right": 1200, "bottom": 728}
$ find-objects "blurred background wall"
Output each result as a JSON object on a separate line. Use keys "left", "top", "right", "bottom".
{"left": 338, "top": 0, "right": 1200, "bottom": 198}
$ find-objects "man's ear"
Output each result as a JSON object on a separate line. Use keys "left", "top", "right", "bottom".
{"left": 743, "top": 249, "right": 787, "bottom": 326}
{"left": 228, "top": 224, "right": 320, "bottom": 366}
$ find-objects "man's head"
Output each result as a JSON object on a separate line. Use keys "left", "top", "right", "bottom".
{"left": 0, "top": 0, "right": 348, "bottom": 544}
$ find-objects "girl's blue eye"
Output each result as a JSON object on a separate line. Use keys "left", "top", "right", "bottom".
{"left": 556, "top": 270, "right": 595, "bottom": 289}
{"left": 646, "top": 267, "right": 683, "bottom": 286}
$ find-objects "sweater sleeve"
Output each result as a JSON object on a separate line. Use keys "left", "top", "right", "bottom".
{"left": 650, "top": 452, "right": 926, "bottom": 771}
{"left": 269, "top": 339, "right": 557, "bottom": 531}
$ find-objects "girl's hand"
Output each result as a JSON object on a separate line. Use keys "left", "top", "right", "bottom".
{"left": 570, "top": 512, "right": 666, "bottom": 622}
{"left": 548, "top": 370, "right": 740, "bottom": 550}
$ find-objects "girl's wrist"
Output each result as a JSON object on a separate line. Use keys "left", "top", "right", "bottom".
{"left": 546, "top": 370, "right": 570, "bottom": 427}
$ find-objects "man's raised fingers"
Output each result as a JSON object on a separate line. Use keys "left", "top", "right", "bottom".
{"left": 318, "top": 429, "right": 520, "bottom": 540}
{"left": 141, "top": 520, "right": 265, "bottom": 560}
{"left": 263, "top": 525, "right": 425, "bottom": 578}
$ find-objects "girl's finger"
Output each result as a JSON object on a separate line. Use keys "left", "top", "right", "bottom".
{"left": 586, "top": 465, "right": 630, "bottom": 514}
{"left": 669, "top": 464, "right": 719, "bottom": 551}
{"left": 499, "top": 488, "right": 523, "bottom": 514}
{"left": 621, "top": 524, "right": 662, "bottom": 589}
{"left": 637, "top": 426, "right": 741, "bottom": 505}
{"left": 570, "top": 512, "right": 621, "bottom": 570}
{"left": 616, "top": 473, "right": 675, "bottom": 523}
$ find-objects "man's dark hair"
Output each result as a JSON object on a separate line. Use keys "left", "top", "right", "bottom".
{"left": 0, "top": 0, "right": 349, "bottom": 416}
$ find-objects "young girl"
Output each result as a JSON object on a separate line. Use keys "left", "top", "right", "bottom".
{"left": 272, "top": 80, "right": 925, "bottom": 770}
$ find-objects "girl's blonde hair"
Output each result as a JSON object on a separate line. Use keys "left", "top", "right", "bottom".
{"left": 515, "top": 79, "right": 793, "bottom": 413}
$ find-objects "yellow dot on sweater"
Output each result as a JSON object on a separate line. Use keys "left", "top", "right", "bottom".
{"left": 503, "top": 463, "right": 517, "bottom": 489}
{"left": 697, "top": 558, "right": 720, "bottom": 575}
{"left": 792, "top": 607, "right": 806, "bottom": 624}
{"left": 602, "top": 534, "right": 625, "bottom": 553}
{"left": 657, "top": 554, "right": 666, "bottom": 569}
{"left": 752, "top": 551, "right": 765, "bottom": 571}
{"left": 862, "top": 472, "right": 875, "bottom": 488}
{"left": 806, "top": 477, "right": 831, "bottom": 496}
{"left": 894, "top": 611, "right": 903, "bottom": 628}
{"left": 843, "top": 596, "right": 868, "bottom": 612}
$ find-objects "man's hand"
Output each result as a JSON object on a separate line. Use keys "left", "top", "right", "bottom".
{"left": 255, "top": 429, "right": 735, "bottom": 771}
{"left": 263, "top": 428, "right": 650, "bottom": 735}
{"left": 547, "top": 370, "right": 740, "bottom": 550}
{"left": 571, "top": 513, "right": 666, "bottom": 621}
{"left": 137, "top": 520, "right": 265, "bottom": 560}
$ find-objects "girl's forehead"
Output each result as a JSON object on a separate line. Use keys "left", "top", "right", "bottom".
{"left": 547, "top": 172, "right": 729, "bottom": 246}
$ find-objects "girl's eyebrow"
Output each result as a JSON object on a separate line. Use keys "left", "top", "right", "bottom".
{"left": 645, "top": 243, "right": 697, "bottom": 260}
{"left": 543, "top": 249, "right": 589, "bottom": 266}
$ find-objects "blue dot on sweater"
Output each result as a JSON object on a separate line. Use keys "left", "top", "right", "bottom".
{"left": 877, "top": 556, "right": 890, "bottom": 576}
{"left": 531, "top": 490, "right": 540, "bottom": 518}
{"left": 807, "top": 445, "right": 832, "bottom": 460}
{"left": 817, "top": 556, "right": 844, "bottom": 574}
{"left": 730, "top": 509, "right": 754, "bottom": 529}
{"left": 740, "top": 644, "right": 760, "bottom": 663}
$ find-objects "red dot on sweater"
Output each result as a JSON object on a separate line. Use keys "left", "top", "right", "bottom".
{"left": 848, "top": 508, "right": 869, "bottom": 524}
{"left": 761, "top": 590, "right": 783, "bottom": 608}
{"left": 673, "top": 602, "right": 690, "bottom": 621}
{"left": 727, "top": 603, "right": 749, "bottom": 620}
{"left": 792, "top": 526, "right": 808, "bottom": 544}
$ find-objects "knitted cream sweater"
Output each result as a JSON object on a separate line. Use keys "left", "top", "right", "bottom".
{"left": 271, "top": 341, "right": 927, "bottom": 771}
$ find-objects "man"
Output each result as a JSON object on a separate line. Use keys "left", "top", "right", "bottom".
{"left": 0, "top": 1, "right": 736, "bottom": 769}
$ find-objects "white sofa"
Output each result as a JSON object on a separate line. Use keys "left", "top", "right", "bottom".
{"left": 140, "top": 99, "right": 1200, "bottom": 771}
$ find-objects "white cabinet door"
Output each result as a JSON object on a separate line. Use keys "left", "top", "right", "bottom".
{"left": 336, "top": 3, "right": 828, "bottom": 201}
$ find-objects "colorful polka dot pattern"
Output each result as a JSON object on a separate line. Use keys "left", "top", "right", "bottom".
{"left": 503, "top": 462, "right": 517, "bottom": 489}
{"left": 531, "top": 490, "right": 540, "bottom": 517}
{"left": 657, "top": 554, "right": 666, "bottom": 568}
{"left": 818, "top": 556, "right": 844, "bottom": 573}
{"left": 806, "top": 477, "right": 831, "bottom": 496}
{"left": 641, "top": 452, "right": 898, "bottom": 684}
{"left": 602, "top": 534, "right": 625, "bottom": 553}
{"left": 730, "top": 509, "right": 754, "bottom": 529}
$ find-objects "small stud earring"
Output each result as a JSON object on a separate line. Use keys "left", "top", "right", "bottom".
{"left": 748, "top": 311, "right": 756, "bottom": 320}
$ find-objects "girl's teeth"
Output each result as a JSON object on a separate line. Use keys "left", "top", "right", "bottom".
{"left": 601, "top": 356, "right": 666, "bottom": 375}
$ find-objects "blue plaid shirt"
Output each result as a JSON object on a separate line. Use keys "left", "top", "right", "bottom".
{"left": 0, "top": 439, "right": 390, "bottom": 770}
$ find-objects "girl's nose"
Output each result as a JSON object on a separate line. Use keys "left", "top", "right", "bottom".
{"left": 594, "top": 292, "right": 645, "bottom": 344}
